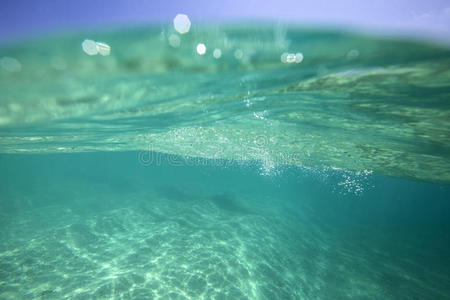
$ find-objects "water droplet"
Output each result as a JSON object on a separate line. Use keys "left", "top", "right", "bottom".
{"left": 81, "top": 39, "right": 98, "bottom": 56}
{"left": 173, "top": 14, "right": 191, "bottom": 34}
{"left": 196, "top": 43, "right": 206, "bottom": 55}
{"left": 168, "top": 34, "right": 181, "bottom": 48}
{"left": 96, "top": 42, "right": 111, "bottom": 56}
{"left": 281, "top": 52, "right": 303, "bottom": 64}
{"left": 295, "top": 52, "right": 303, "bottom": 63}
{"left": 81, "top": 39, "right": 111, "bottom": 56}
{"left": 213, "top": 48, "right": 222, "bottom": 59}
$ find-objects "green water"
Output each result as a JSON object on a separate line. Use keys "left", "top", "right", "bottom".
{"left": 0, "top": 25, "right": 450, "bottom": 299}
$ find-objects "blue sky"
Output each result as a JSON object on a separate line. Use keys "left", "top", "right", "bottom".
{"left": 1, "top": 0, "right": 449, "bottom": 42}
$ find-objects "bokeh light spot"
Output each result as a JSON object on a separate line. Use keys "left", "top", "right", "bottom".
{"left": 295, "top": 52, "right": 304, "bottom": 63}
{"left": 96, "top": 42, "right": 111, "bottom": 56}
{"left": 234, "top": 49, "right": 243, "bottom": 60}
{"left": 82, "top": 39, "right": 98, "bottom": 56}
{"left": 82, "top": 39, "right": 111, "bottom": 56}
{"left": 213, "top": 48, "right": 222, "bottom": 59}
{"left": 196, "top": 43, "right": 206, "bottom": 55}
{"left": 168, "top": 34, "right": 181, "bottom": 48}
{"left": 173, "top": 14, "right": 191, "bottom": 34}
{"left": 281, "top": 52, "right": 303, "bottom": 64}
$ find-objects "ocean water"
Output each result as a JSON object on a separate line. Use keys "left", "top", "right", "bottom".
{"left": 0, "top": 25, "right": 450, "bottom": 299}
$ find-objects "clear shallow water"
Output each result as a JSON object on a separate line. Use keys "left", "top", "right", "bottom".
{"left": 0, "top": 25, "right": 450, "bottom": 299}
{"left": 1, "top": 153, "right": 450, "bottom": 299}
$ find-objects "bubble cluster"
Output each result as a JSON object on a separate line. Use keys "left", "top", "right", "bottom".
{"left": 336, "top": 169, "right": 373, "bottom": 195}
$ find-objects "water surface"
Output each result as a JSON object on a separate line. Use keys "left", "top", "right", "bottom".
{"left": 0, "top": 25, "right": 450, "bottom": 299}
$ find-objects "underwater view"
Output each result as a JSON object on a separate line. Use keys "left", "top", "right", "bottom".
{"left": 1, "top": 3, "right": 450, "bottom": 299}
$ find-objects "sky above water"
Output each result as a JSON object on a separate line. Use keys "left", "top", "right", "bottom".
{"left": 1, "top": 0, "right": 450, "bottom": 42}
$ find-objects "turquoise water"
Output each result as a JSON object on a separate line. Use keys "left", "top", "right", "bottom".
{"left": 1, "top": 25, "right": 450, "bottom": 299}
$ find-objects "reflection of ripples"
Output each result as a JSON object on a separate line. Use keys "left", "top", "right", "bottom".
{"left": 1, "top": 182, "right": 448, "bottom": 299}
{"left": 0, "top": 194, "right": 304, "bottom": 298}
